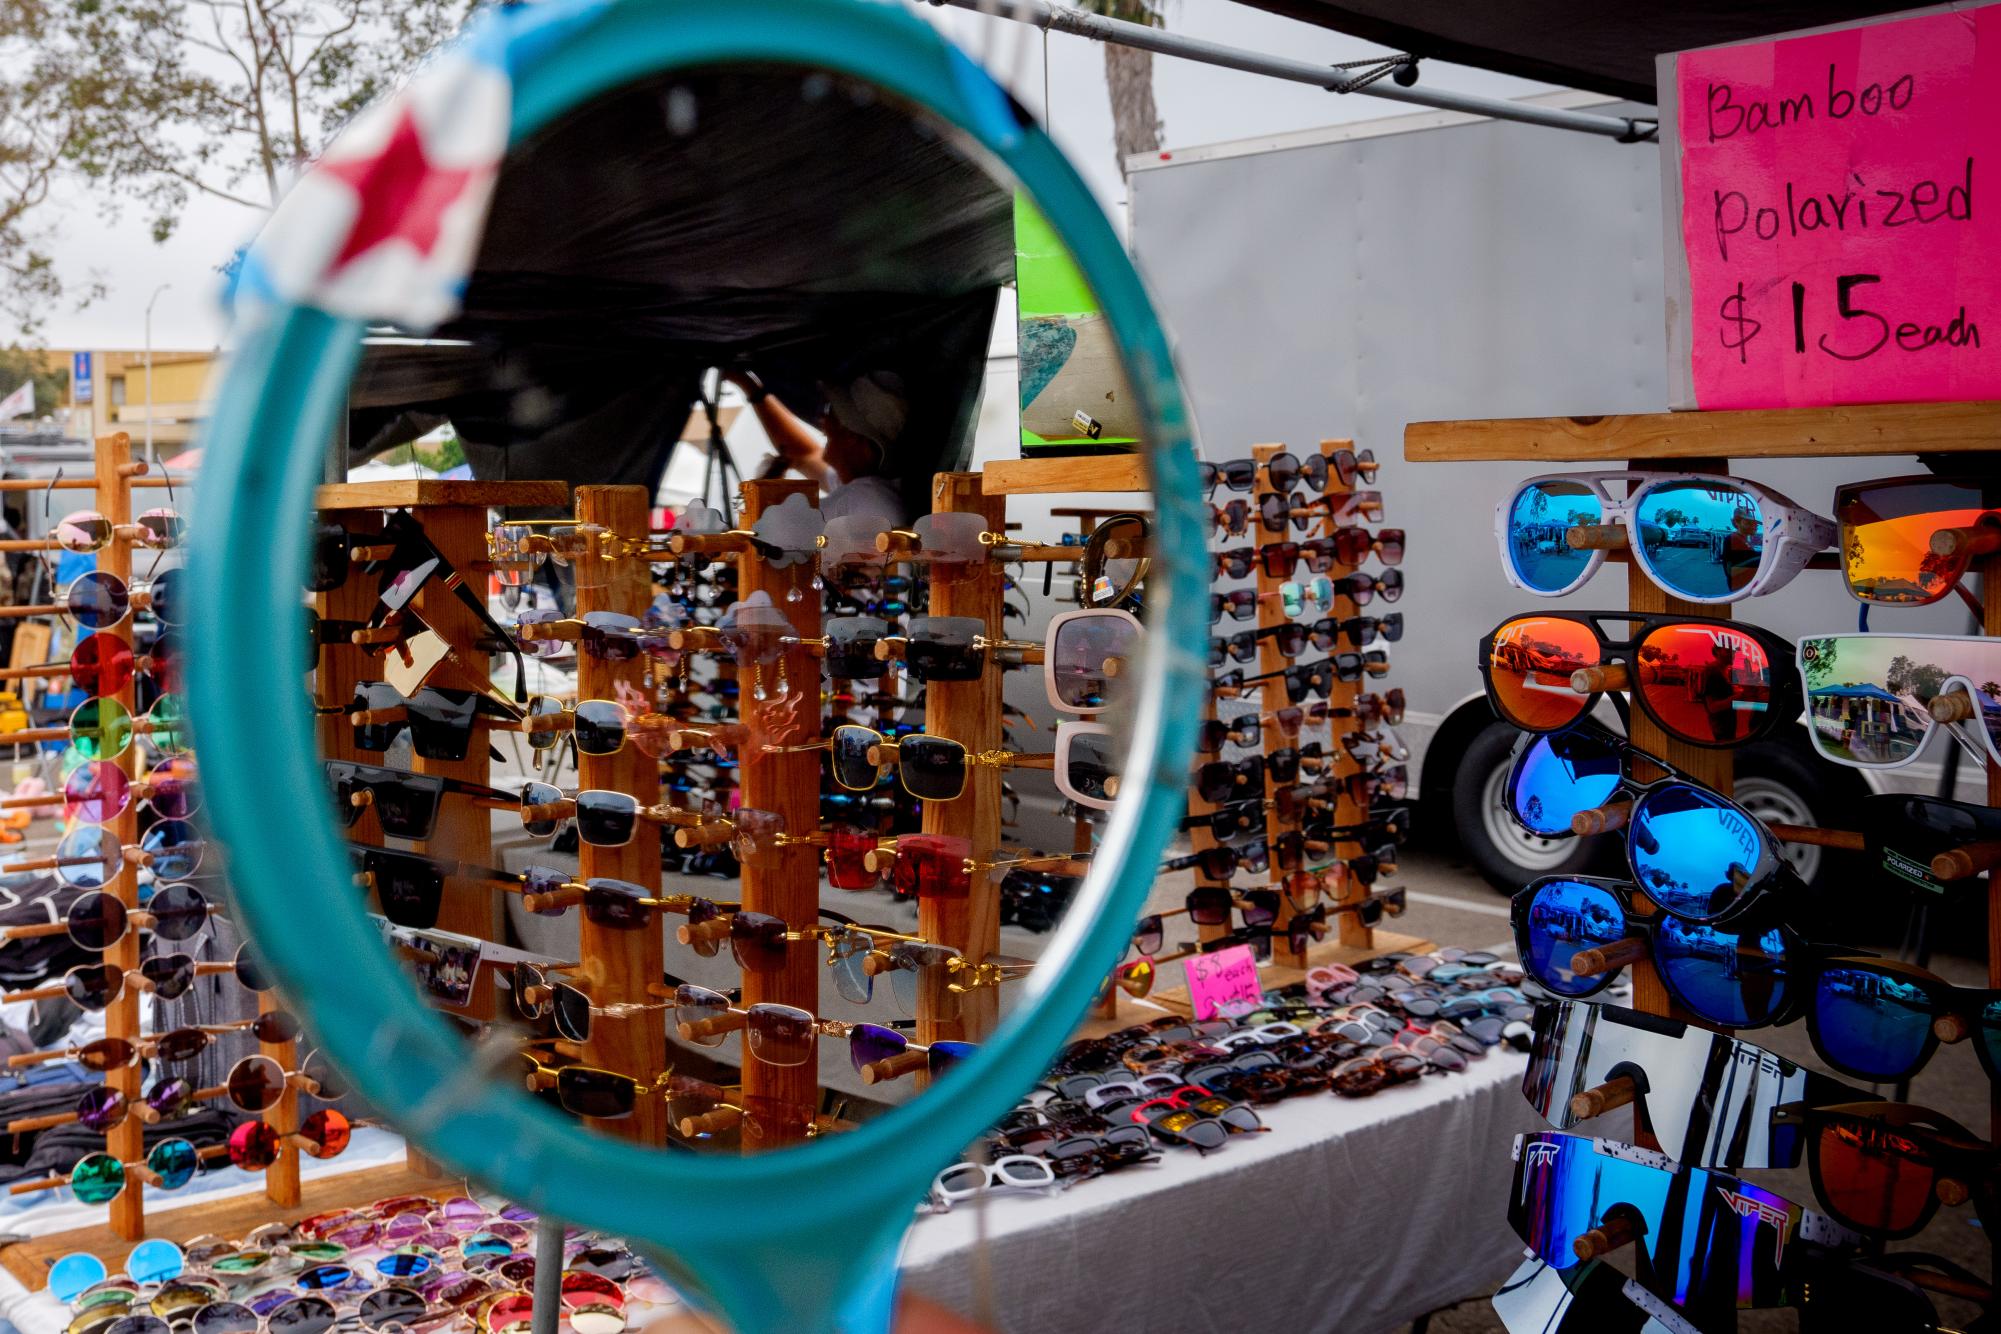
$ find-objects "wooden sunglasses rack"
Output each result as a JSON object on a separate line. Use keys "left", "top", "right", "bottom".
{"left": 1404, "top": 400, "right": 2001, "bottom": 1145}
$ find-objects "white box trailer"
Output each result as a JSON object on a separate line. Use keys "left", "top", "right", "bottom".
{"left": 1125, "top": 93, "right": 1972, "bottom": 894}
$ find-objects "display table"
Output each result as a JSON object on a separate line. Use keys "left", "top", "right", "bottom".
{"left": 899, "top": 1052, "right": 1539, "bottom": 1334}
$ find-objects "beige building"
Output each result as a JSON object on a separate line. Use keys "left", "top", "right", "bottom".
{"left": 41, "top": 348, "right": 218, "bottom": 448}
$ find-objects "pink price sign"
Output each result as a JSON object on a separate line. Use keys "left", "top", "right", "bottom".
{"left": 1185, "top": 945, "right": 1263, "bottom": 1022}
{"left": 1671, "top": 5, "right": 2001, "bottom": 409}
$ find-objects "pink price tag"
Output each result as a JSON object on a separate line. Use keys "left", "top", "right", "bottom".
{"left": 1185, "top": 945, "right": 1262, "bottom": 1022}
{"left": 1674, "top": 7, "right": 2001, "bottom": 409}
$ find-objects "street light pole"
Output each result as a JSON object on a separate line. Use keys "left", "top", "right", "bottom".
{"left": 143, "top": 284, "right": 171, "bottom": 470}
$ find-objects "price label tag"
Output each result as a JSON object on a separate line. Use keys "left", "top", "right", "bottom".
{"left": 1665, "top": 6, "right": 2001, "bottom": 409}
{"left": 1185, "top": 945, "right": 1262, "bottom": 1021}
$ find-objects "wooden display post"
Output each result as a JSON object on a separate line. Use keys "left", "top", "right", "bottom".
{"left": 316, "top": 480, "right": 563, "bottom": 1174}
{"left": 734, "top": 479, "right": 822, "bottom": 1149}
{"left": 95, "top": 432, "right": 145, "bottom": 1241}
{"left": 574, "top": 485, "right": 667, "bottom": 1147}
{"left": 918, "top": 474, "right": 1005, "bottom": 1049}
{"left": 1402, "top": 406, "right": 2001, "bottom": 1138}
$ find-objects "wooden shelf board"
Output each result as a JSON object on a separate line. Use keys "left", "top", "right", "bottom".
{"left": 982, "top": 455, "right": 1148, "bottom": 496}
{"left": 0, "top": 1163, "right": 454, "bottom": 1288}
{"left": 1133, "top": 929, "right": 1434, "bottom": 1020}
{"left": 1403, "top": 400, "right": 2001, "bottom": 463}
{"left": 315, "top": 480, "right": 571, "bottom": 511}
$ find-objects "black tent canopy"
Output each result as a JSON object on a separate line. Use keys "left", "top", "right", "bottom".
{"left": 1226, "top": 2, "right": 1926, "bottom": 103}
{"left": 350, "top": 63, "right": 1016, "bottom": 507}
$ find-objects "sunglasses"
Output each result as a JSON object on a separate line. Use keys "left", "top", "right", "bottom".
{"left": 1835, "top": 474, "right": 2001, "bottom": 610}
{"left": 1498, "top": 470, "right": 1833, "bottom": 604}
{"left": 827, "top": 725, "right": 1011, "bottom": 802}
{"left": 1513, "top": 874, "right": 1817, "bottom": 1031}
{"left": 890, "top": 615, "right": 1040, "bottom": 683}
{"left": 519, "top": 1055, "right": 678, "bottom": 1120}
{"left": 1042, "top": 608, "right": 1141, "bottom": 714}
{"left": 371, "top": 511, "right": 527, "bottom": 697}
{"left": 1507, "top": 724, "right": 1799, "bottom": 924}
{"left": 342, "top": 683, "right": 523, "bottom": 762}
{"left": 1330, "top": 526, "right": 1404, "bottom": 566}
{"left": 1334, "top": 569, "right": 1402, "bottom": 605}
{"left": 325, "top": 761, "right": 513, "bottom": 841}
{"left": 1484, "top": 612, "right": 1798, "bottom": 748}
{"left": 1858, "top": 793, "right": 2001, "bottom": 894}
{"left": 62, "top": 569, "right": 182, "bottom": 632}
{"left": 517, "top": 782, "right": 710, "bottom": 847}
{"left": 355, "top": 847, "right": 545, "bottom": 930}
{"left": 1523, "top": 999, "right": 1866, "bottom": 1173}
{"left": 1776, "top": 1100, "right": 1996, "bottom": 1240}
{"left": 1510, "top": 1132, "right": 1857, "bottom": 1316}
{"left": 68, "top": 633, "right": 176, "bottom": 697}
{"left": 1799, "top": 631, "right": 2001, "bottom": 772}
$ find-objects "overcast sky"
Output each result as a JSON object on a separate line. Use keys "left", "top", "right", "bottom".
{"left": 25, "top": 1, "right": 1552, "bottom": 351}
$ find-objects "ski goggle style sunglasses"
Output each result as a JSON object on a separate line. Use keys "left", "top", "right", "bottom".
{"left": 1798, "top": 632, "right": 2001, "bottom": 772}
{"left": 1774, "top": 1100, "right": 1998, "bottom": 1240}
{"left": 1481, "top": 612, "right": 1798, "bottom": 749}
{"left": 1835, "top": 474, "right": 2001, "bottom": 608}
{"left": 1507, "top": 726, "right": 1799, "bottom": 925}
{"left": 1507, "top": 1133, "right": 1859, "bottom": 1317}
{"left": 1523, "top": 999, "right": 1867, "bottom": 1172}
{"left": 1496, "top": 471, "right": 1833, "bottom": 604}
{"left": 1512, "top": 875, "right": 1803, "bottom": 1029}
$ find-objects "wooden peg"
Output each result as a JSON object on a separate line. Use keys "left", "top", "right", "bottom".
{"left": 677, "top": 1105, "right": 743, "bottom": 1138}
{"left": 1572, "top": 1212, "right": 1642, "bottom": 1261}
{"left": 1935, "top": 1013, "right": 1971, "bottom": 1044}
{"left": 859, "top": 1048, "right": 929, "bottom": 1086}
{"left": 7, "top": 1109, "right": 84, "bottom": 1133}
{"left": 8, "top": 1172, "right": 70, "bottom": 1195}
{"left": 644, "top": 982, "right": 677, "bottom": 1000}
{"left": 861, "top": 952, "right": 895, "bottom": 977}
{"left": 864, "top": 848, "right": 897, "bottom": 874}
{"left": 674, "top": 822, "right": 735, "bottom": 849}
{"left": 874, "top": 531, "right": 921, "bottom": 557}
{"left": 669, "top": 532, "right": 749, "bottom": 557}
{"left": 1567, "top": 1075, "right": 1639, "bottom": 1120}
{"left": 1, "top": 982, "right": 64, "bottom": 1003}
{"left": 1009, "top": 752, "right": 1057, "bottom": 771}
{"left": 348, "top": 624, "right": 405, "bottom": 647}
{"left": 350, "top": 706, "right": 407, "bottom": 727}
{"left": 873, "top": 637, "right": 909, "bottom": 662}
{"left": 1571, "top": 799, "right": 1633, "bottom": 836}
{"left": 0, "top": 920, "right": 74, "bottom": 941}
{"left": 130, "top": 1166, "right": 163, "bottom": 1188}
{"left": 678, "top": 1012, "right": 747, "bottom": 1041}
{"left": 0, "top": 727, "right": 70, "bottom": 745}
{"left": 1570, "top": 935, "right": 1650, "bottom": 977}
{"left": 1565, "top": 524, "right": 1629, "bottom": 551}
{"left": 677, "top": 917, "right": 731, "bottom": 948}
{"left": 1570, "top": 664, "right": 1629, "bottom": 693}
{"left": 131, "top": 1101, "right": 161, "bottom": 1125}
{"left": 1766, "top": 822, "right": 1866, "bottom": 851}
{"left": 1929, "top": 692, "right": 1979, "bottom": 723}
{"left": 0, "top": 606, "right": 61, "bottom": 621}
{"left": 523, "top": 884, "right": 585, "bottom": 915}
{"left": 668, "top": 626, "right": 723, "bottom": 652}
{"left": 1933, "top": 840, "right": 2001, "bottom": 880}
{"left": 1930, "top": 524, "right": 2001, "bottom": 561}
{"left": 1936, "top": 1177, "right": 1973, "bottom": 1208}
{"left": 115, "top": 460, "right": 148, "bottom": 478}
{"left": 519, "top": 801, "right": 571, "bottom": 827}
{"left": 995, "top": 542, "right": 1080, "bottom": 563}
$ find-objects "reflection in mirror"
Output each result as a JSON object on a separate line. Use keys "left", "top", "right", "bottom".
{"left": 307, "top": 61, "right": 1150, "bottom": 1159}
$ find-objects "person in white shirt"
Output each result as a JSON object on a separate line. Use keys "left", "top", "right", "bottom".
{"left": 727, "top": 369, "right": 912, "bottom": 528}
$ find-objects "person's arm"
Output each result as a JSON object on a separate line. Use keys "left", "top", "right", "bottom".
{"left": 728, "top": 372, "right": 833, "bottom": 489}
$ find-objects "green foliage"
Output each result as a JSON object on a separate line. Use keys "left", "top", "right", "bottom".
{"left": 0, "top": 346, "right": 69, "bottom": 417}
{"left": 0, "top": 0, "right": 471, "bottom": 329}
{"left": 377, "top": 433, "right": 464, "bottom": 473}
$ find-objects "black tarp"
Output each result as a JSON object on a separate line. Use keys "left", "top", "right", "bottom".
{"left": 1226, "top": 2, "right": 1928, "bottom": 103}
{"left": 350, "top": 64, "right": 1015, "bottom": 510}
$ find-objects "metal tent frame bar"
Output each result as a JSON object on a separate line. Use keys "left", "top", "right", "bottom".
{"left": 924, "top": 0, "right": 1658, "bottom": 142}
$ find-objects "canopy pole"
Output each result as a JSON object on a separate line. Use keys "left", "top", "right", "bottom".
{"left": 923, "top": 0, "right": 1656, "bottom": 142}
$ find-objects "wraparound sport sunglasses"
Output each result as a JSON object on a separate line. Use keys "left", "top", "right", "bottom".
{"left": 1481, "top": 611, "right": 1799, "bottom": 749}
{"left": 1506, "top": 723, "right": 1802, "bottom": 926}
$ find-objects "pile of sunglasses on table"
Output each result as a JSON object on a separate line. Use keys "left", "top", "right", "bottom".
{"left": 42, "top": 1191, "right": 680, "bottom": 1334}
{"left": 1476, "top": 470, "right": 2001, "bottom": 1332}
{"left": 922, "top": 948, "right": 1530, "bottom": 1210}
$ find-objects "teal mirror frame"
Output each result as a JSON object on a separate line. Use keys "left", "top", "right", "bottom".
{"left": 186, "top": 1, "right": 1205, "bottom": 1330}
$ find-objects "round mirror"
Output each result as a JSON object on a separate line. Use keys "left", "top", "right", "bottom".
{"left": 189, "top": 2, "right": 1203, "bottom": 1328}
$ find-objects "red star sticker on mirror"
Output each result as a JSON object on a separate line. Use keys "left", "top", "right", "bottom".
{"left": 322, "top": 105, "right": 476, "bottom": 271}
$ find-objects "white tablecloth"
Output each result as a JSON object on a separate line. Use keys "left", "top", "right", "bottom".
{"left": 898, "top": 1052, "right": 1541, "bottom": 1334}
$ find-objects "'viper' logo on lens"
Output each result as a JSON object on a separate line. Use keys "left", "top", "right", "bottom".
{"left": 1717, "top": 1187, "right": 1791, "bottom": 1267}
